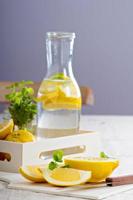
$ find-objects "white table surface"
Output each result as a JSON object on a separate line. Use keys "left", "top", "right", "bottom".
{"left": 1, "top": 115, "right": 133, "bottom": 200}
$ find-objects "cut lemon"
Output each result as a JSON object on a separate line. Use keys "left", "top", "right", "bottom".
{"left": 5, "top": 130, "right": 35, "bottom": 143}
{"left": 19, "top": 165, "right": 46, "bottom": 182}
{"left": 41, "top": 167, "right": 91, "bottom": 186}
{"left": 0, "top": 119, "right": 14, "bottom": 139}
{"left": 64, "top": 157, "right": 119, "bottom": 182}
{"left": 38, "top": 84, "right": 81, "bottom": 110}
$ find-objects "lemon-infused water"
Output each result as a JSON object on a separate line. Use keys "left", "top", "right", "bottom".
{"left": 37, "top": 32, "right": 81, "bottom": 138}
{"left": 37, "top": 78, "right": 81, "bottom": 138}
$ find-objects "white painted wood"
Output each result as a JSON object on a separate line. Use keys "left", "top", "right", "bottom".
{"left": 0, "top": 131, "right": 102, "bottom": 173}
{"left": 0, "top": 140, "right": 23, "bottom": 172}
{"left": 0, "top": 115, "right": 133, "bottom": 199}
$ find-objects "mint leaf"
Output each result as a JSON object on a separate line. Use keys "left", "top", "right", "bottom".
{"left": 48, "top": 150, "right": 64, "bottom": 170}
{"left": 53, "top": 150, "right": 64, "bottom": 162}
{"left": 100, "top": 152, "right": 109, "bottom": 158}
{"left": 48, "top": 161, "right": 58, "bottom": 170}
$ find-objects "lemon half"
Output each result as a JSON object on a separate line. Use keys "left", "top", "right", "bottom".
{"left": 5, "top": 130, "right": 35, "bottom": 143}
{"left": 42, "top": 167, "right": 91, "bottom": 186}
{"left": 64, "top": 157, "right": 119, "bottom": 182}
{"left": 19, "top": 165, "right": 46, "bottom": 183}
{"left": 0, "top": 119, "right": 14, "bottom": 139}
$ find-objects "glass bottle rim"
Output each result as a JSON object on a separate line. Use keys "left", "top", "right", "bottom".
{"left": 46, "top": 32, "right": 75, "bottom": 39}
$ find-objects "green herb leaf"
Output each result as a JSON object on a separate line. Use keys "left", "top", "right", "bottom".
{"left": 5, "top": 80, "right": 37, "bottom": 129}
{"left": 53, "top": 150, "right": 64, "bottom": 162}
{"left": 100, "top": 151, "right": 109, "bottom": 158}
{"left": 48, "top": 161, "right": 58, "bottom": 170}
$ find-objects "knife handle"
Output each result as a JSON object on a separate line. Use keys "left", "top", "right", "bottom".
{"left": 106, "top": 175, "right": 133, "bottom": 186}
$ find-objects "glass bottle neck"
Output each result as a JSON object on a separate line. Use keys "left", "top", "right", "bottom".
{"left": 46, "top": 35, "right": 74, "bottom": 78}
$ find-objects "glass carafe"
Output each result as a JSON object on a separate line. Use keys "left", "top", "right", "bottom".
{"left": 37, "top": 32, "right": 81, "bottom": 138}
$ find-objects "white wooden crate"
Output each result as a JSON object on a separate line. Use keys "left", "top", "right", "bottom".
{"left": 0, "top": 131, "right": 102, "bottom": 173}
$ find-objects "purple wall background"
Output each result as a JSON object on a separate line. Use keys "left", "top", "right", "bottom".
{"left": 1, "top": 0, "right": 133, "bottom": 114}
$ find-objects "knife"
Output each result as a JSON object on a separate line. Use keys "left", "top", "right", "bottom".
{"left": 65, "top": 175, "right": 133, "bottom": 192}
{"left": 106, "top": 175, "right": 133, "bottom": 186}
{"left": 57, "top": 175, "right": 133, "bottom": 193}
{"left": 83, "top": 175, "right": 133, "bottom": 189}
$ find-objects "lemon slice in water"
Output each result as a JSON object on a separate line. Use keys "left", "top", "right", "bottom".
{"left": 50, "top": 73, "right": 69, "bottom": 80}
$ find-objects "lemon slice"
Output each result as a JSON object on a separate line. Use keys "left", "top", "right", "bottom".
{"left": 38, "top": 86, "right": 81, "bottom": 110}
{"left": 19, "top": 165, "right": 46, "bottom": 182}
{"left": 42, "top": 167, "right": 91, "bottom": 186}
{"left": 50, "top": 73, "right": 69, "bottom": 80}
{"left": 5, "top": 130, "right": 35, "bottom": 143}
{"left": 0, "top": 119, "right": 14, "bottom": 139}
{"left": 64, "top": 157, "right": 119, "bottom": 182}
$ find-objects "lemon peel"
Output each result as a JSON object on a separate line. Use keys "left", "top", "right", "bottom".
{"left": 5, "top": 130, "right": 35, "bottom": 143}
{"left": 19, "top": 165, "right": 46, "bottom": 182}
{"left": 0, "top": 119, "right": 14, "bottom": 139}
{"left": 64, "top": 157, "right": 119, "bottom": 182}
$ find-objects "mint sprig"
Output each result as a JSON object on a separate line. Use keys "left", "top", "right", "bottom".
{"left": 53, "top": 150, "right": 64, "bottom": 162}
{"left": 5, "top": 80, "right": 37, "bottom": 130}
{"left": 100, "top": 151, "right": 109, "bottom": 158}
{"left": 48, "top": 161, "right": 58, "bottom": 170}
{"left": 48, "top": 150, "right": 67, "bottom": 170}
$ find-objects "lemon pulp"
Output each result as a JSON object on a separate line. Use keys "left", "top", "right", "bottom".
{"left": 51, "top": 168, "right": 80, "bottom": 182}
{"left": 42, "top": 167, "right": 91, "bottom": 186}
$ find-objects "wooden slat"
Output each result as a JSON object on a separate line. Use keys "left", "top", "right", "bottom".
{"left": 0, "top": 81, "right": 12, "bottom": 104}
{"left": 80, "top": 86, "right": 94, "bottom": 105}
{"left": 0, "top": 81, "right": 94, "bottom": 105}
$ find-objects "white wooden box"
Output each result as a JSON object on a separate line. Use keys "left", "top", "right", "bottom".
{"left": 0, "top": 131, "right": 102, "bottom": 173}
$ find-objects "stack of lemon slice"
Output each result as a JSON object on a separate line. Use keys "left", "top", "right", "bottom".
{"left": 19, "top": 165, "right": 91, "bottom": 186}
{"left": 19, "top": 157, "right": 119, "bottom": 186}
{"left": 37, "top": 73, "right": 81, "bottom": 110}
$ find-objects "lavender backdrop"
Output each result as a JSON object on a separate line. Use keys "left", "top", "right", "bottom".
{"left": 0, "top": 0, "right": 133, "bottom": 114}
